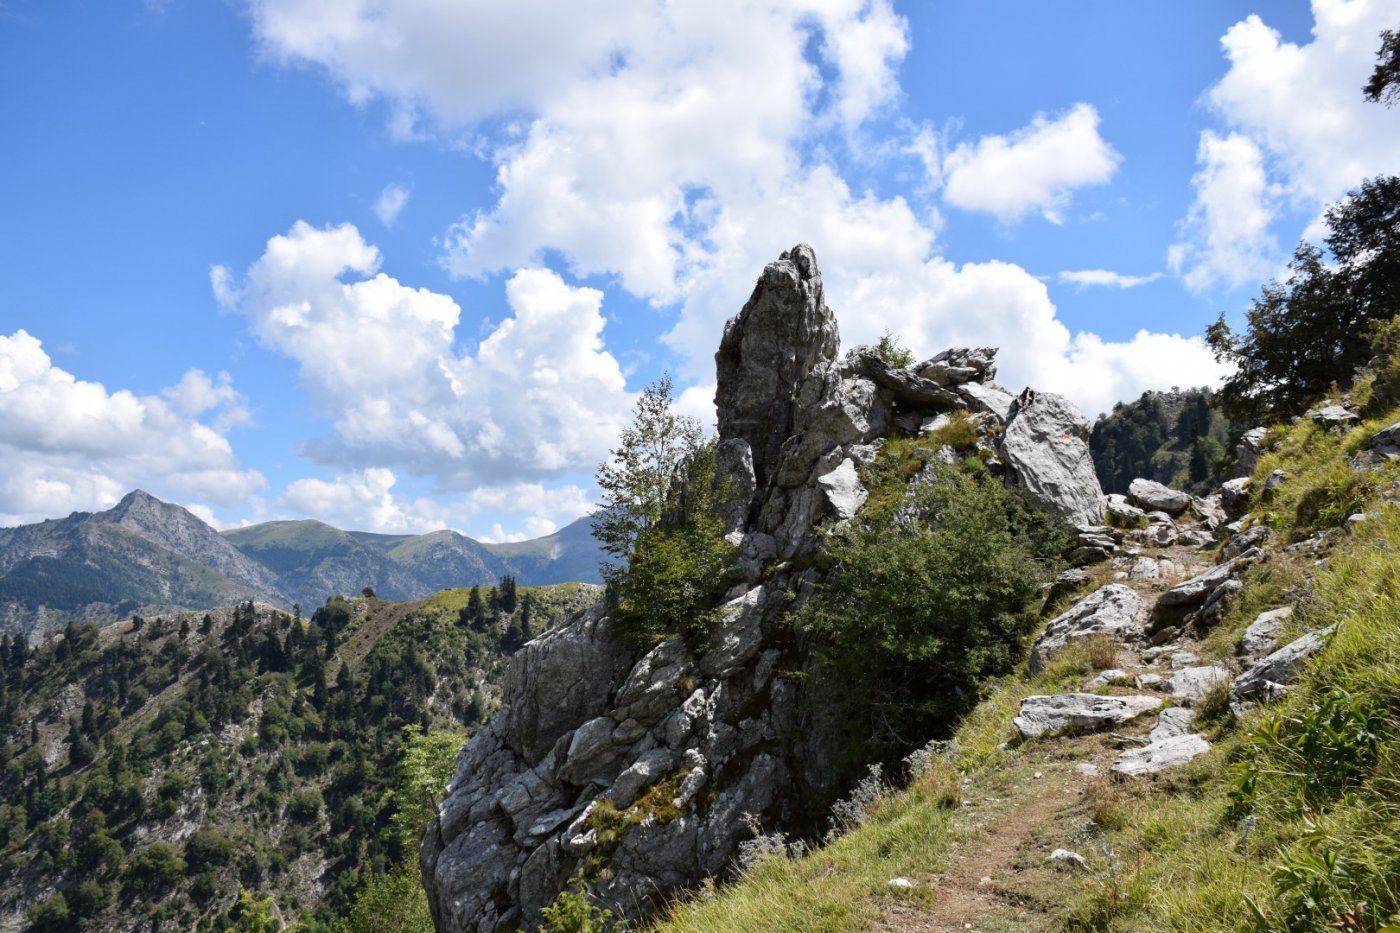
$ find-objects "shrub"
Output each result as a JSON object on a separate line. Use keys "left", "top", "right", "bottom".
{"left": 185, "top": 828, "right": 235, "bottom": 870}
{"left": 125, "top": 842, "right": 186, "bottom": 892}
{"left": 874, "top": 329, "right": 915, "bottom": 368}
{"left": 539, "top": 878, "right": 614, "bottom": 932}
{"left": 286, "top": 788, "right": 323, "bottom": 824}
{"left": 804, "top": 461, "right": 1046, "bottom": 768}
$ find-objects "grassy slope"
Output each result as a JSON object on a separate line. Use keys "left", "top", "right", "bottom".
{"left": 654, "top": 402, "right": 1400, "bottom": 932}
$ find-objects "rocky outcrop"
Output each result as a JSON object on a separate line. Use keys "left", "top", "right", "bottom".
{"left": 715, "top": 243, "right": 839, "bottom": 493}
{"left": 1231, "top": 627, "right": 1334, "bottom": 705}
{"left": 1029, "top": 584, "right": 1144, "bottom": 673}
{"left": 1001, "top": 389, "right": 1105, "bottom": 528}
{"left": 422, "top": 244, "right": 1112, "bottom": 931}
{"left": 1013, "top": 693, "right": 1161, "bottom": 738}
{"left": 1234, "top": 427, "right": 1269, "bottom": 477}
{"left": 1127, "top": 479, "right": 1192, "bottom": 516}
{"left": 1111, "top": 733, "right": 1210, "bottom": 777}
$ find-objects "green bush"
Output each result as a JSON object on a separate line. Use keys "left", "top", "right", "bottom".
{"left": 185, "top": 828, "right": 236, "bottom": 870}
{"left": 540, "top": 879, "right": 614, "bottom": 932}
{"left": 286, "top": 788, "right": 322, "bottom": 824}
{"left": 804, "top": 461, "right": 1047, "bottom": 767}
{"left": 125, "top": 842, "right": 186, "bottom": 892}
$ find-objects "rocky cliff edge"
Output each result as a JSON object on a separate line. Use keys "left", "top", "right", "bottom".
{"left": 420, "top": 245, "right": 1104, "bottom": 930}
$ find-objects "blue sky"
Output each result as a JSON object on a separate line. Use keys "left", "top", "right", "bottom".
{"left": 1, "top": 0, "right": 1396, "bottom": 540}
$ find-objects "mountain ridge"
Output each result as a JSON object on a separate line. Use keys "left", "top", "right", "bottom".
{"left": 0, "top": 491, "right": 604, "bottom": 635}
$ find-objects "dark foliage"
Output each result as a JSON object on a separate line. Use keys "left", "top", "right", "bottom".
{"left": 1207, "top": 176, "right": 1400, "bottom": 424}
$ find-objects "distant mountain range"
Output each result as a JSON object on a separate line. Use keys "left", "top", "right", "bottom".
{"left": 0, "top": 490, "right": 603, "bottom": 635}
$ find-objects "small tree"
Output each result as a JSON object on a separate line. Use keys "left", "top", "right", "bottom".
{"left": 874, "top": 329, "right": 914, "bottom": 368}
{"left": 594, "top": 375, "right": 736, "bottom": 648}
{"left": 593, "top": 374, "right": 703, "bottom": 576}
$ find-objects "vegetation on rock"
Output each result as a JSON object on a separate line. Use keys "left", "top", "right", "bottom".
{"left": 595, "top": 376, "right": 737, "bottom": 649}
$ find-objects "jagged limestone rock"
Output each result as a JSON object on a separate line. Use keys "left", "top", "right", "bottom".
{"left": 1234, "top": 427, "right": 1268, "bottom": 478}
{"left": 1111, "top": 733, "right": 1211, "bottom": 776}
{"left": 1029, "top": 584, "right": 1144, "bottom": 674}
{"left": 1220, "top": 477, "right": 1252, "bottom": 518}
{"left": 716, "top": 243, "right": 839, "bottom": 491}
{"left": 1231, "top": 627, "right": 1335, "bottom": 705}
{"left": 1164, "top": 664, "right": 1232, "bottom": 705}
{"left": 1001, "top": 388, "right": 1106, "bottom": 528}
{"left": 1149, "top": 706, "right": 1196, "bottom": 742}
{"left": 816, "top": 458, "right": 867, "bottom": 521}
{"left": 423, "top": 243, "right": 1127, "bottom": 931}
{"left": 1156, "top": 548, "right": 1262, "bottom": 609}
{"left": 914, "top": 347, "right": 998, "bottom": 385}
{"left": 1240, "top": 606, "right": 1294, "bottom": 656}
{"left": 956, "top": 380, "right": 1015, "bottom": 422}
{"left": 1013, "top": 693, "right": 1162, "bottom": 738}
{"left": 1128, "top": 478, "right": 1193, "bottom": 516}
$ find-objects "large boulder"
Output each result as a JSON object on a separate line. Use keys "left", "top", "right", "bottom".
{"left": 1001, "top": 389, "right": 1105, "bottom": 528}
{"left": 1013, "top": 693, "right": 1161, "bottom": 738}
{"left": 1111, "top": 733, "right": 1210, "bottom": 777}
{"left": 1231, "top": 627, "right": 1334, "bottom": 704}
{"left": 1127, "top": 478, "right": 1192, "bottom": 516}
{"left": 1029, "top": 584, "right": 1144, "bottom": 673}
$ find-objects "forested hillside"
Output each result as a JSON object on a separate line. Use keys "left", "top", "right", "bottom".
{"left": 0, "top": 581, "right": 594, "bottom": 931}
{"left": 1090, "top": 388, "right": 1233, "bottom": 495}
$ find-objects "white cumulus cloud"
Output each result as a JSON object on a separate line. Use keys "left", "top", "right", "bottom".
{"left": 941, "top": 103, "right": 1121, "bottom": 224}
{"left": 0, "top": 330, "right": 263, "bottom": 525}
{"left": 213, "top": 220, "right": 633, "bottom": 493}
{"left": 244, "top": 1, "right": 1227, "bottom": 452}
{"left": 1168, "top": 131, "right": 1279, "bottom": 292}
{"left": 1173, "top": 1, "right": 1400, "bottom": 291}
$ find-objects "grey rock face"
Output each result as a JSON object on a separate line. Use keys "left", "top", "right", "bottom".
{"left": 816, "top": 458, "right": 867, "bottom": 521}
{"left": 1220, "top": 477, "right": 1252, "bottom": 518}
{"left": 1105, "top": 493, "right": 1146, "bottom": 527}
{"left": 956, "top": 381, "right": 1015, "bottom": 422}
{"left": 1013, "top": 693, "right": 1162, "bottom": 738}
{"left": 853, "top": 349, "right": 962, "bottom": 408}
{"left": 1111, "top": 733, "right": 1210, "bottom": 776}
{"left": 1149, "top": 706, "right": 1196, "bottom": 742}
{"left": 1029, "top": 584, "right": 1144, "bottom": 674}
{"left": 715, "top": 243, "right": 839, "bottom": 490}
{"left": 1312, "top": 405, "right": 1359, "bottom": 427}
{"left": 1353, "top": 420, "right": 1400, "bottom": 468}
{"left": 1235, "top": 427, "right": 1269, "bottom": 478}
{"left": 1231, "top": 627, "right": 1334, "bottom": 704}
{"left": 1157, "top": 549, "right": 1261, "bottom": 609}
{"left": 914, "top": 347, "right": 998, "bottom": 385}
{"left": 1240, "top": 606, "right": 1293, "bottom": 656}
{"left": 1001, "top": 389, "right": 1106, "bottom": 528}
{"left": 1127, "top": 479, "right": 1193, "bottom": 516}
{"left": 1164, "top": 664, "right": 1232, "bottom": 705}
{"left": 1224, "top": 524, "right": 1269, "bottom": 560}
{"left": 504, "top": 605, "right": 633, "bottom": 761}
